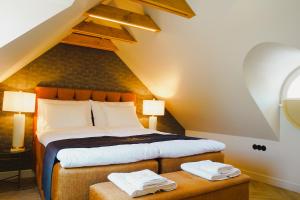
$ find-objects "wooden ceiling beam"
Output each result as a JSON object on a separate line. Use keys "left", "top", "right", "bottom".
{"left": 73, "top": 21, "right": 136, "bottom": 43}
{"left": 131, "top": 0, "right": 195, "bottom": 18}
{"left": 87, "top": 4, "right": 160, "bottom": 32}
{"left": 101, "top": 0, "right": 113, "bottom": 5}
{"left": 61, "top": 33, "right": 118, "bottom": 51}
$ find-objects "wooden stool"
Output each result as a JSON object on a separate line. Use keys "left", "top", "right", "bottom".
{"left": 89, "top": 171, "right": 250, "bottom": 200}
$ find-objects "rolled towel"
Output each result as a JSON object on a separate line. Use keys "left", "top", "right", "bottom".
{"left": 108, "top": 172, "right": 177, "bottom": 198}
{"left": 226, "top": 168, "right": 241, "bottom": 178}
{"left": 181, "top": 162, "right": 227, "bottom": 181}
{"left": 196, "top": 160, "right": 234, "bottom": 174}
{"left": 124, "top": 169, "right": 168, "bottom": 190}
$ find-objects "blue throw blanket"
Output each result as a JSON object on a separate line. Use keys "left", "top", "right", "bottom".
{"left": 42, "top": 133, "right": 200, "bottom": 200}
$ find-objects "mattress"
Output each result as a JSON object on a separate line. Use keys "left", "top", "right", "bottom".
{"left": 38, "top": 127, "right": 225, "bottom": 168}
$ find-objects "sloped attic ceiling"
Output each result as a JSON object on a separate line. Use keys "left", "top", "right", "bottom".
{"left": 0, "top": 0, "right": 101, "bottom": 81}
{"left": 114, "top": 0, "right": 300, "bottom": 140}
{"left": 0, "top": 0, "right": 75, "bottom": 48}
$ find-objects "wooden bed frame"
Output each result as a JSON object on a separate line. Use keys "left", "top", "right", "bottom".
{"left": 33, "top": 87, "right": 224, "bottom": 200}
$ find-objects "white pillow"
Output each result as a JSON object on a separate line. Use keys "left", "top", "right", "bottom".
{"left": 102, "top": 103, "right": 143, "bottom": 129}
{"left": 90, "top": 101, "right": 107, "bottom": 129}
{"left": 37, "top": 99, "right": 92, "bottom": 132}
{"left": 91, "top": 101, "right": 135, "bottom": 128}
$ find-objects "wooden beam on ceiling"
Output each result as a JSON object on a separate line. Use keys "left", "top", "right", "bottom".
{"left": 87, "top": 4, "right": 160, "bottom": 32}
{"left": 61, "top": 33, "right": 118, "bottom": 51}
{"left": 101, "top": 0, "right": 113, "bottom": 4}
{"left": 131, "top": 0, "right": 195, "bottom": 18}
{"left": 73, "top": 21, "right": 136, "bottom": 43}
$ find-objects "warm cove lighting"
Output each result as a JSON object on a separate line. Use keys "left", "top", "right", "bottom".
{"left": 2, "top": 91, "right": 36, "bottom": 152}
{"left": 143, "top": 99, "right": 165, "bottom": 130}
{"left": 88, "top": 14, "right": 158, "bottom": 32}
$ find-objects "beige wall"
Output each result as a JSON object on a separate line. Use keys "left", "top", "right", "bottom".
{"left": 114, "top": 0, "right": 300, "bottom": 140}
{"left": 187, "top": 108, "right": 300, "bottom": 193}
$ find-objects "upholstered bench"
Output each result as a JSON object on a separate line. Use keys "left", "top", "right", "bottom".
{"left": 89, "top": 171, "right": 250, "bottom": 200}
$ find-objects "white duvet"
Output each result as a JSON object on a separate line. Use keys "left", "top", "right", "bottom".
{"left": 38, "top": 127, "right": 225, "bottom": 168}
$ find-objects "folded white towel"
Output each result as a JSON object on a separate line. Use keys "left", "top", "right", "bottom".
{"left": 226, "top": 168, "right": 241, "bottom": 178}
{"left": 196, "top": 160, "right": 233, "bottom": 174}
{"left": 124, "top": 169, "right": 168, "bottom": 190}
{"left": 108, "top": 172, "right": 177, "bottom": 198}
{"left": 181, "top": 163, "right": 227, "bottom": 180}
{"left": 181, "top": 161, "right": 241, "bottom": 181}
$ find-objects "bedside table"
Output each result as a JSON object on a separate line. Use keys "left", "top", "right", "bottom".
{"left": 0, "top": 149, "right": 32, "bottom": 188}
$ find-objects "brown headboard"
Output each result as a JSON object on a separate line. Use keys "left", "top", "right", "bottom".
{"left": 33, "top": 87, "right": 136, "bottom": 136}
{"left": 32, "top": 87, "right": 136, "bottom": 189}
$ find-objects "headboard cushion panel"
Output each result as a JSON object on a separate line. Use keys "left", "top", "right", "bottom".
{"left": 33, "top": 87, "right": 136, "bottom": 136}
{"left": 106, "top": 92, "right": 121, "bottom": 102}
{"left": 121, "top": 93, "right": 137, "bottom": 102}
{"left": 57, "top": 88, "right": 75, "bottom": 100}
{"left": 75, "top": 90, "right": 92, "bottom": 100}
{"left": 36, "top": 87, "right": 58, "bottom": 99}
{"left": 92, "top": 91, "right": 106, "bottom": 101}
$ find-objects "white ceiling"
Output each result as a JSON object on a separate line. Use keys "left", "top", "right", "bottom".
{"left": 0, "top": 0, "right": 75, "bottom": 48}
{"left": 0, "top": 0, "right": 100, "bottom": 81}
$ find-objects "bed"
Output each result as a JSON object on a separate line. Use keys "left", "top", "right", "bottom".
{"left": 33, "top": 87, "right": 225, "bottom": 200}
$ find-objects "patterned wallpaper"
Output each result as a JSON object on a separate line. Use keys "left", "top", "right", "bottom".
{"left": 0, "top": 44, "right": 184, "bottom": 151}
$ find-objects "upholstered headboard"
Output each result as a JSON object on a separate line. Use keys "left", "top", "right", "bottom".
{"left": 33, "top": 87, "right": 136, "bottom": 136}
{"left": 32, "top": 87, "right": 136, "bottom": 188}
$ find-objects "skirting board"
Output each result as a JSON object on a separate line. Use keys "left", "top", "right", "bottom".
{"left": 242, "top": 169, "right": 300, "bottom": 193}
{"left": 0, "top": 169, "right": 35, "bottom": 179}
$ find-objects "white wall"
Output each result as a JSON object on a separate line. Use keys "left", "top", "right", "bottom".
{"left": 115, "top": 0, "right": 300, "bottom": 140}
{"left": 187, "top": 109, "right": 300, "bottom": 193}
{"left": 244, "top": 43, "right": 300, "bottom": 138}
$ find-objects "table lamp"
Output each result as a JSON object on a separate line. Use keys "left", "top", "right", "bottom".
{"left": 143, "top": 99, "right": 165, "bottom": 130}
{"left": 2, "top": 91, "right": 36, "bottom": 152}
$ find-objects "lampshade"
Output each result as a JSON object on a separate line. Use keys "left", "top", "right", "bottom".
{"left": 2, "top": 91, "right": 36, "bottom": 113}
{"left": 143, "top": 99, "right": 165, "bottom": 116}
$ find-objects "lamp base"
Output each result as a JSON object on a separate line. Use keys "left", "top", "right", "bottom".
{"left": 10, "top": 147, "right": 25, "bottom": 153}
{"left": 149, "top": 116, "right": 157, "bottom": 130}
{"left": 12, "top": 113, "right": 25, "bottom": 150}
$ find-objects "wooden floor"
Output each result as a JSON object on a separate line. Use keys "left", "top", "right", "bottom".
{"left": 0, "top": 177, "right": 299, "bottom": 200}
{"left": 249, "top": 181, "right": 300, "bottom": 200}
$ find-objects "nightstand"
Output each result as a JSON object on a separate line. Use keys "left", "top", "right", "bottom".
{"left": 0, "top": 149, "right": 32, "bottom": 188}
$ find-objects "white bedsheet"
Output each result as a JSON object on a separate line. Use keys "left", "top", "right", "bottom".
{"left": 38, "top": 127, "right": 225, "bottom": 168}
{"left": 38, "top": 127, "right": 166, "bottom": 146}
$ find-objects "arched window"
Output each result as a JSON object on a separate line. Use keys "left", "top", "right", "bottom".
{"left": 282, "top": 67, "right": 300, "bottom": 128}
{"left": 286, "top": 76, "right": 300, "bottom": 99}
{"left": 282, "top": 67, "right": 300, "bottom": 100}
